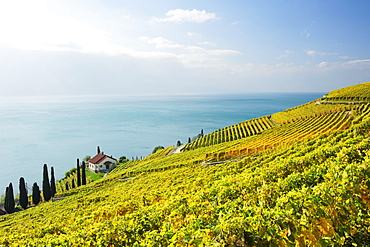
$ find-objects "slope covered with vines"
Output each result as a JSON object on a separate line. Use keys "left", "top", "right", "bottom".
{"left": 324, "top": 81, "right": 370, "bottom": 100}
{"left": 185, "top": 116, "right": 274, "bottom": 150}
{"left": 1, "top": 82, "right": 370, "bottom": 246}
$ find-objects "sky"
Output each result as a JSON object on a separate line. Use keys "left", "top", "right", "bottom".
{"left": 0, "top": 0, "right": 370, "bottom": 96}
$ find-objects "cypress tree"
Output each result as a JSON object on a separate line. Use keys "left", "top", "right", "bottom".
{"left": 32, "top": 182, "right": 41, "bottom": 205}
{"left": 65, "top": 182, "right": 69, "bottom": 191}
{"left": 5, "top": 183, "right": 15, "bottom": 213}
{"left": 81, "top": 161, "right": 86, "bottom": 185}
{"left": 50, "top": 167, "right": 56, "bottom": 197}
{"left": 188, "top": 137, "right": 191, "bottom": 144}
{"left": 97, "top": 146, "right": 101, "bottom": 154}
{"left": 42, "top": 164, "right": 51, "bottom": 201}
{"left": 19, "top": 177, "right": 28, "bottom": 209}
{"left": 71, "top": 178, "right": 75, "bottom": 188}
{"left": 4, "top": 187, "right": 9, "bottom": 213}
{"left": 76, "top": 158, "right": 81, "bottom": 187}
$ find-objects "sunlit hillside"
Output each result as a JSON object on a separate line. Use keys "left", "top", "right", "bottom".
{"left": 1, "top": 82, "right": 370, "bottom": 246}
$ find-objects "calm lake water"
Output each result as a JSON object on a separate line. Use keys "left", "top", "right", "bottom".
{"left": 0, "top": 92, "right": 324, "bottom": 193}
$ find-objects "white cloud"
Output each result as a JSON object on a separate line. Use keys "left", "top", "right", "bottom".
{"left": 0, "top": 1, "right": 113, "bottom": 54}
{"left": 316, "top": 61, "right": 329, "bottom": 68}
{"left": 0, "top": 2, "right": 231, "bottom": 70}
{"left": 305, "top": 50, "right": 337, "bottom": 57}
{"left": 277, "top": 50, "right": 293, "bottom": 59}
{"left": 275, "top": 63, "right": 295, "bottom": 68}
{"left": 198, "top": 41, "right": 216, "bottom": 47}
{"left": 304, "top": 59, "right": 370, "bottom": 71}
{"left": 140, "top": 36, "right": 184, "bottom": 49}
{"left": 342, "top": 59, "right": 370, "bottom": 69}
{"left": 187, "top": 32, "right": 197, "bottom": 36}
{"left": 302, "top": 29, "right": 311, "bottom": 38}
{"left": 149, "top": 9, "right": 217, "bottom": 24}
{"left": 305, "top": 50, "right": 321, "bottom": 56}
{"left": 139, "top": 36, "right": 240, "bottom": 68}
{"left": 302, "top": 21, "right": 315, "bottom": 38}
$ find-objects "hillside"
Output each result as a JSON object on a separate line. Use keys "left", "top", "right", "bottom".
{"left": 1, "top": 82, "right": 370, "bottom": 246}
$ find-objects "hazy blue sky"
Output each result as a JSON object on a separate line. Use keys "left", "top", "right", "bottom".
{"left": 0, "top": 0, "right": 369, "bottom": 96}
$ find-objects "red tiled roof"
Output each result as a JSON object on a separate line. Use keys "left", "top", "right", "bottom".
{"left": 88, "top": 153, "right": 117, "bottom": 164}
{"left": 89, "top": 153, "right": 107, "bottom": 164}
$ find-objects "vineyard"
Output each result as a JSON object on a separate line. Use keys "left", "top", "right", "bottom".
{"left": 1, "top": 82, "right": 370, "bottom": 246}
{"left": 323, "top": 81, "right": 370, "bottom": 100}
{"left": 270, "top": 102, "right": 354, "bottom": 125}
{"left": 185, "top": 116, "right": 275, "bottom": 150}
{"left": 205, "top": 111, "right": 355, "bottom": 162}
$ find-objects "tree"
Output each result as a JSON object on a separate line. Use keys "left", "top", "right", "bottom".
{"left": 83, "top": 155, "right": 91, "bottom": 162}
{"left": 200, "top": 129, "right": 204, "bottom": 137}
{"left": 176, "top": 140, "right": 182, "bottom": 147}
{"left": 97, "top": 146, "right": 101, "bottom": 154}
{"left": 19, "top": 177, "right": 28, "bottom": 209}
{"left": 71, "top": 178, "right": 75, "bottom": 188}
{"left": 119, "top": 156, "right": 129, "bottom": 163}
{"left": 76, "top": 158, "right": 81, "bottom": 187}
{"left": 64, "top": 167, "right": 76, "bottom": 178}
{"left": 81, "top": 161, "right": 86, "bottom": 185}
{"left": 65, "top": 182, "right": 69, "bottom": 191}
{"left": 152, "top": 146, "right": 164, "bottom": 154}
{"left": 32, "top": 182, "right": 41, "bottom": 205}
{"left": 4, "top": 187, "right": 9, "bottom": 213}
{"left": 5, "top": 183, "right": 15, "bottom": 213}
{"left": 4, "top": 183, "right": 15, "bottom": 213}
{"left": 188, "top": 137, "right": 191, "bottom": 144}
{"left": 50, "top": 167, "right": 56, "bottom": 197}
{"left": 42, "top": 164, "right": 51, "bottom": 201}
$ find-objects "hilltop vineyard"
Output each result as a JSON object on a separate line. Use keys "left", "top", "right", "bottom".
{"left": 324, "top": 81, "right": 370, "bottom": 99}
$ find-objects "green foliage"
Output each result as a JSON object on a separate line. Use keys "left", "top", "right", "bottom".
{"left": 42, "top": 164, "right": 51, "bottom": 202}
{"left": 326, "top": 81, "right": 370, "bottom": 99}
{"left": 85, "top": 169, "right": 104, "bottom": 182}
{"left": 81, "top": 161, "right": 86, "bottom": 186}
{"left": 185, "top": 116, "right": 274, "bottom": 150}
{"left": 64, "top": 167, "right": 76, "bottom": 178}
{"left": 83, "top": 156, "right": 91, "bottom": 162}
{"left": 32, "top": 182, "right": 40, "bottom": 205}
{"left": 76, "top": 159, "right": 81, "bottom": 187}
{"left": 271, "top": 101, "right": 353, "bottom": 125}
{"left": 4, "top": 183, "right": 15, "bottom": 213}
{"left": 50, "top": 167, "right": 56, "bottom": 198}
{"left": 118, "top": 156, "right": 129, "bottom": 163}
{"left": 176, "top": 140, "right": 182, "bottom": 147}
{"left": 152, "top": 145, "right": 164, "bottom": 154}
{"left": 19, "top": 177, "right": 28, "bottom": 209}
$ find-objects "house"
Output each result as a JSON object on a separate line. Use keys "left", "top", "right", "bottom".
{"left": 88, "top": 153, "right": 117, "bottom": 173}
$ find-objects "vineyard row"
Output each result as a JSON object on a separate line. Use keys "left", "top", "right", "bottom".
{"left": 185, "top": 116, "right": 274, "bottom": 150}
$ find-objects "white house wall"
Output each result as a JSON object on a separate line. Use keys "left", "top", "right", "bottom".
{"left": 89, "top": 157, "right": 117, "bottom": 173}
